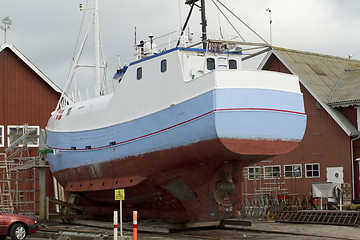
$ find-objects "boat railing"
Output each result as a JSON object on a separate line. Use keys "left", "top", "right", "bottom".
{"left": 57, "top": 80, "right": 114, "bottom": 109}
{"left": 134, "top": 30, "right": 272, "bottom": 62}
{"left": 134, "top": 30, "right": 242, "bottom": 60}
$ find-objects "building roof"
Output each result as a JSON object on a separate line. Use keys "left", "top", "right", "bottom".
{"left": 260, "top": 47, "right": 360, "bottom": 137}
{"left": 327, "top": 68, "right": 360, "bottom": 107}
{"left": 0, "top": 43, "right": 62, "bottom": 94}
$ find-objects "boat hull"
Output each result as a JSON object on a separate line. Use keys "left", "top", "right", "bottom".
{"left": 47, "top": 84, "right": 306, "bottom": 221}
{"left": 53, "top": 137, "right": 298, "bottom": 221}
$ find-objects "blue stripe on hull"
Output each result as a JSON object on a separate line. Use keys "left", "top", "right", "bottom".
{"left": 47, "top": 88, "right": 306, "bottom": 173}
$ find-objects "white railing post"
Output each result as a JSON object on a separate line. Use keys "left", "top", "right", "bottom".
{"left": 113, "top": 211, "right": 118, "bottom": 240}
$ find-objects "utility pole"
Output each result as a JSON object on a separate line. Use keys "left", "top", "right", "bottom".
{"left": 266, "top": 8, "right": 272, "bottom": 45}
{"left": 0, "top": 16, "right": 12, "bottom": 44}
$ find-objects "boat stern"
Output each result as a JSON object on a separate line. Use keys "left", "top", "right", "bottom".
{"left": 213, "top": 70, "right": 306, "bottom": 156}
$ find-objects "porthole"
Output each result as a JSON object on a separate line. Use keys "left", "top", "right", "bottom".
{"left": 161, "top": 59, "right": 167, "bottom": 73}
{"left": 207, "top": 58, "right": 215, "bottom": 70}
{"left": 137, "top": 67, "right": 143, "bottom": 80}
{"left": 229, "top": 59, "right": 237, "bottom": 69}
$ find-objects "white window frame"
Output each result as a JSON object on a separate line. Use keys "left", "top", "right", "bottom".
{"left": 284, "top": 164, "right": 302, "bottom": 179}
{"left": 7, "top": 125, "right": 40, "bottom": 147}
{"left": 0, "top": 126, "right": 4, "bottom": 147}
{"left": 264, "top": 165, "right": 281, "bottom": 179}
{"left": 247, "top": 167, "right": 261, "bottom": 180}
{"left": 305, "top": 163, "right": 320, "bottom": 178}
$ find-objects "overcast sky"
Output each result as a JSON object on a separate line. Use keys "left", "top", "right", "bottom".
{"left": 1, "top": 0, "right": 360, "bottom": 90}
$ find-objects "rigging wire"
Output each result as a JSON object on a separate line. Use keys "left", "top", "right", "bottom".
{"left": 70, "top": 0, "right": 89, "bottom": 74}
{"left": 176, "top": 3, "right": 196, "bottom": 47}
{"left": 211, "top": 0, "right": 245, "bottom": 41}
{"left": 214, "top": 0, "right": 269, "bottom": 44}
{"left": 216, "top": 2, "right": 224, "bottom": 39}
{"left": 178, "top": 0, "right": 183, "bottom": 31}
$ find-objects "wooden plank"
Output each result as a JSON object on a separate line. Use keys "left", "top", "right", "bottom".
{"left": 221, "top": 219, "right": 252, "bottom": 227}
{"left": 6, "top": 146, "right": 26, "bottom": 161}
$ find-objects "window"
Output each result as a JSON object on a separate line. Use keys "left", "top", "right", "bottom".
{"left": 284, "top": 164, "right": 302, "bottom": 178}
{"left": 137, "top": 67, "right": 142, "bottom": 80}
{"left": 264, "top": 165, "right": 281, "bottom": 179}
{"left": 7, "top": 125, "right": 39, "bottom": 147}
{"left": 247, "top": 167, "right": 261, "bottom": 180}
{"left": 161, "top": 59, "right": 167, "bottom": 73}
{"left": 0, "top": 126, "right": 4, "bottom": 147}
{"left": 207, "top": 58, "right": 215, "bottom": 70}
{"left": 305, "top": 163, "right": 320, "bottom": 178}
{"left": 229, "top": 59, "right": 237, "bottom": 69}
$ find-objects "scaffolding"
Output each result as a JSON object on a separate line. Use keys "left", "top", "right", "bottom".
{"left": 0, "top": 124, "right": 39, "bottom": 216}
{"left": 242, "top": 161, "right": 311, "bottom": 218}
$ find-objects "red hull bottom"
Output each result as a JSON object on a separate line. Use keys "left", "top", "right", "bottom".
{"left": 55, "top": 138, "right": 299, "bottom": 222}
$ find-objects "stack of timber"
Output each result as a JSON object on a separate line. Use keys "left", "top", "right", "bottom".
{"left": 48, "top": 194, "right": 92, "bottom": 222}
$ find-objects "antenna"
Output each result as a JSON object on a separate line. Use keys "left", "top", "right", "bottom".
{"left": 0, "top": 16, "right": 12, "bottom": 44}
{"left": 266, "top": 8, "right": 272, "bottom": 45}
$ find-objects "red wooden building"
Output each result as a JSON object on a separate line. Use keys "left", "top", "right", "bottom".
{"left": 0, "top": 43, "right": 61, "bottom": 213}
{"left": 245, "top": 47, "right": 360, "bottom": 202}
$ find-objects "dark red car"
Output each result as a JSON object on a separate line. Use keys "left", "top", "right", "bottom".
{"left": 0, "top": 212, "right": 37, "bottom": 240}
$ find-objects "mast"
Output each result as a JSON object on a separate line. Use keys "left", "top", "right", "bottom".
{"left": 94, "top": 0, "right": 101, "bottom": 96}
{"left": 184, "top": 0, "right": 207, "bottom": 49}
{"left": 200, "top": 0, "right": 207, "bottom": 49}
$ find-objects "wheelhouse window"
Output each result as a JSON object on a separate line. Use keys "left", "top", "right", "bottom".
{"left": 264, "top": 165, "right": 281, "bottom": 179}
{"left": 207, "top": 58, "right": 215, "bottom": 70}
{"left": 137, "top": 67, "right": 142, "bottom": 80}
{"left": 229, "top": 59, "right": 237, "bottom": 69}
{"left": 0, "top": 126, "right": 4, "bottom": 147}
{"left": 7, "top": 125, "right": 39, "bottom": 147}
{"left": 247, "top": 167, "right": 261, "bottom": 180}
{"left": 284, "top": 164, "right": 302, "bottom": 178}
{"left": 161, "top": 59, "right": 167, "bottom": 73}
{"left": 305, "top": 163, "right": 320, "bottom": 178}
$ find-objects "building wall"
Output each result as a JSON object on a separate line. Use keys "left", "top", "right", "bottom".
{"left": 249, "top": 55, "right": 353, "bottom": 196}
{"left": 0, "top": 48, "right": 58, "bottom": 132}
{"left": 0, "top": 48, "right": 60, "bottom": 205}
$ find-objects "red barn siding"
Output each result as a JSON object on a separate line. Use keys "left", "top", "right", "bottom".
{"left": 0, "top": 47, "right": 61, "bottom": 207}
{"left": 339, "top": 107, "right": 357, "bottom": 128}
{"left": 255, "top": 53, "right": 353, "bottom": 196}
{"left": 1, "top": 49, "right": 58, "bottom": 135}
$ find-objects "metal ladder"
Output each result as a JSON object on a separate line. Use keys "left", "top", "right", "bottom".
{"left": 0, "top": 124, "right": 38, "bottom": 215}
{"left": 217, "top": 56, "right": 228, "bottom": 69}
{"left": 276, "top": 210, "right": 360, "bottom": 226}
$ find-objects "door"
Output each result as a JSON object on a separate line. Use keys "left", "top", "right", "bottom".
{"left": 326, "top": 167, "right": 344, "bottom": 184}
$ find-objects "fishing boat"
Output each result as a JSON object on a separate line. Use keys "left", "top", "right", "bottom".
{"left": 46, "top": 0, "right": 306, "bottom": 222}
